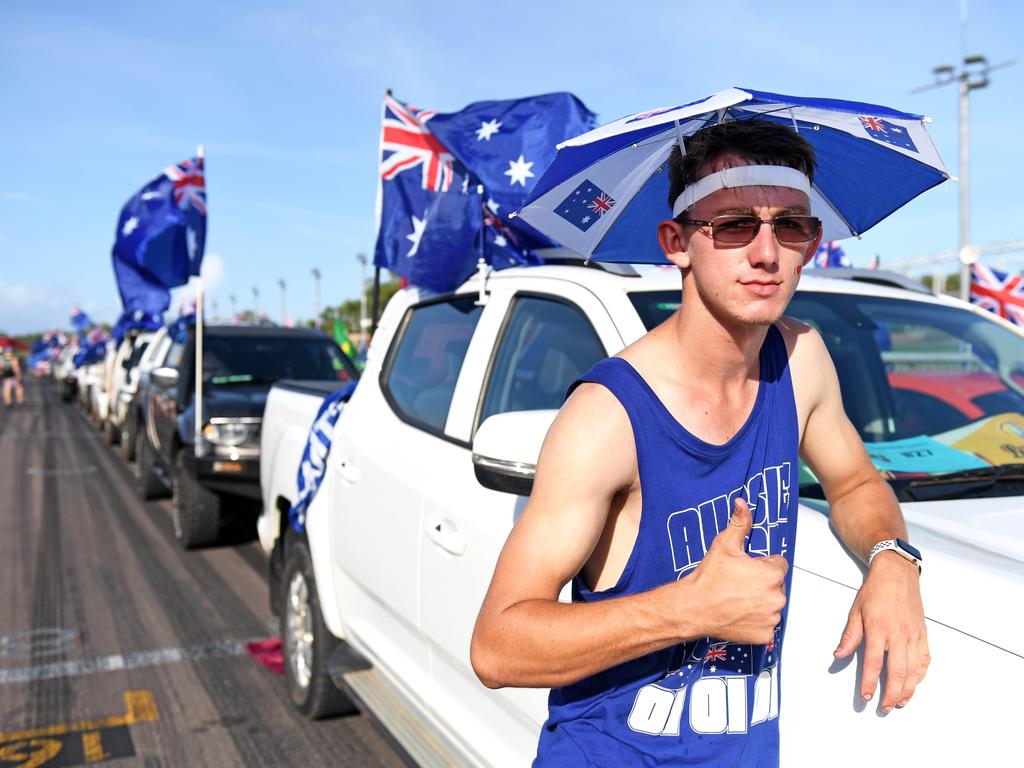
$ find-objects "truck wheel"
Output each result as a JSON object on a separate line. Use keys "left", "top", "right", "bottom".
{"left": 104, "top": 417, "right": 120, "bottom": 446}
{"left": 171, "top": 451, "right": 221, "bottom": 549}
{"left": 281, "top": 539, "right": 355, "bottom": 719}
{"left": 120, "top": 416, "right": 137, "bottom": 463}
{"left": 135, "top": 431, "right": 166, "bottom": 500}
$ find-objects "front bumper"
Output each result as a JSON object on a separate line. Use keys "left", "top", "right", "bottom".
{"left": 182, "top": 448, "right": 261, "bottom": 500}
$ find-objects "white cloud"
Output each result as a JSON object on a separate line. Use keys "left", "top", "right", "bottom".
{"left": 0, "top": 279, "right": 34, "bottom": 308}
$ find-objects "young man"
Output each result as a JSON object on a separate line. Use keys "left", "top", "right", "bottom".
{"left": 2, "top": 350, "right": 23, "bottom": 406}
{"left": 471, "top": 120, "right": 928, "bottom": 766}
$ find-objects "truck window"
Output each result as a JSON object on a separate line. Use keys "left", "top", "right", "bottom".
{"left": 478, "top": 296, "right": 606, "bottom": 425}
{"left": 383, "top": 297, "right": 482, "bottom": 433}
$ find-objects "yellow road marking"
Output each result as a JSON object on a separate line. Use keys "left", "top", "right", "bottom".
{"left": 0, "top": 690, "right": 158, "bottom": 743}
{"left": 81, "top": 731, "right": 110, "bottom": 763}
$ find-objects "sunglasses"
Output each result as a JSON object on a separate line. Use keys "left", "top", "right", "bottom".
{"left": 677, "top": 214, "right": 822, "bottom": 247}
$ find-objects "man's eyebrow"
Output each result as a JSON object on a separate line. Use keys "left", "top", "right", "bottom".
{"left": 712, "top": 206, "right": 811, "bottom": 216}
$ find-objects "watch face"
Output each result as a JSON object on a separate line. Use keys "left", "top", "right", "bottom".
{"left": 897, "top": 538, "right": 922, "bottom": 561}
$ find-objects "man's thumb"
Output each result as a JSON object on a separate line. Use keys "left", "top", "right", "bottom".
{"left": 717, "top": 497, "right": 752, "bottom": 552}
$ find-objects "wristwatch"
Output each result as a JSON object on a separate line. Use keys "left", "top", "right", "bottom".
{"left": 868, "top": 538, "right": 922, "bottom": 573}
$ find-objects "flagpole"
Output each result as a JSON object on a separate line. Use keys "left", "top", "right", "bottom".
{"left": 194, "top": 144, "right": 206, "bottom": 458}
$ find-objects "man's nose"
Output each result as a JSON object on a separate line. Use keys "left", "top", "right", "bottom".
{"left": 747, "top": 221, "right": 781, "bottom": 268}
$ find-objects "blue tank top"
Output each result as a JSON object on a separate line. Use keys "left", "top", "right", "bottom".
{"left": 535, "top": 325, "right": 800, "bottom": 768}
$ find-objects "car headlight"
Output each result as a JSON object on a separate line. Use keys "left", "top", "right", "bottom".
{"left": 202, "top": 420, "right": 259, "bottom": 447}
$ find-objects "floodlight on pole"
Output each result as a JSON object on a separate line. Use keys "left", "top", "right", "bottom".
{"left": 312, "top": 268, "right": 322, "bottom": 330}
{"left": 278, "top": 278, "right": 287, "bottom": 326}
{"left": 252, "top": 286, "right": 259, "bottom": 320}
{"left": 357, "top": 253, "right": 368, "bottom": 332}
{"left": 914, "top": 53, "right": 1014, "bottom": 299}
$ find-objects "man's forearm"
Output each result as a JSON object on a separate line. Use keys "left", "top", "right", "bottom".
{"left": 828, "top": 476, "right": 908, "bottom": 562}
{"left": 472, "top": 582, "right": 703, "bottom": 689}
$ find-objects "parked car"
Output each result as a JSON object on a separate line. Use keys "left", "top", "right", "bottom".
{"left": 139, "top": 324, "right": 357, "bottom": 549}
{"left": 53, "top": 345, "right": 78, "bottom": 402}
{"left": 258, "top": 264, "right": 1024, "bottom": 766}
{"left": 99, "top": 331, "right": 154, "bottom": 446}
{"left": 122, "top": 327, "right": 172, "bottom": 463}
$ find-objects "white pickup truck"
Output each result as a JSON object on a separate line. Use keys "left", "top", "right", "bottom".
{"left": 259, "top": 262, "right": 1024, "bottom": 767}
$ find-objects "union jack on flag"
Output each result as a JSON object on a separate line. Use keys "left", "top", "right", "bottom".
{"left": 970, "top": 263, "right": 1024, "bottom": 325}
{"left": 588, "top": 191, "right": 616, "bottom": 217}
{"left": 164, "top": 157, "right": 206, "bottom": 214}
{"left": 380, "top": 94, "right": 454, "bottom": 192}
{"left": 704, "top": 644, "right": 728, "bottom": 664}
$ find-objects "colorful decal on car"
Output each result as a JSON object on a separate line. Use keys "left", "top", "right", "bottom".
{"left": 949, "top": 412, "right": 1024, "bottom": 465}
{"left": 864, "top": 436, "right": 990, "bottom": 474}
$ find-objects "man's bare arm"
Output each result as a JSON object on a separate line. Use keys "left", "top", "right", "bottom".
{"left": 471, "top": 382, "right": 788, "bottom": 689}
{"left": 792, "top": 325, "right": 929, "bottom": 713}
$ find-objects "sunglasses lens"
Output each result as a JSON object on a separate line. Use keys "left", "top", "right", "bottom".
{"left": 774, "top": 216, "right": 821, "bottom": 244}
{"left": 711, "top": 216, "right": 759, "bottom": 245}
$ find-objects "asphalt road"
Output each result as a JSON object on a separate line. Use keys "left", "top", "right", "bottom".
{"left": 0, "top": 378, "right": 407, "bottom": 768}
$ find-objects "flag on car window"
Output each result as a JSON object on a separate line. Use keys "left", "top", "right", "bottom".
{"left": 373, "top": 92, "right": 595, "bottom": 292}
{"left": 970, "top": 263, "right": 1024, "bottom": 325}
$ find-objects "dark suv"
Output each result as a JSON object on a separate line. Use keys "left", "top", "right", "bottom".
{"left": 136, "top": 324, "right": 358, "bottom": 548}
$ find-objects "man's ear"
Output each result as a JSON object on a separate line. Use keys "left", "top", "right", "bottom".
{"left": 802, "top": 228, "right": 824, "bottom": 266}
{"left": 658, "top": 219, "right": 690, "bottom": 270}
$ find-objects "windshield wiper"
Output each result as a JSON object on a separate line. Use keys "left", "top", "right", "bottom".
{"left": 899, "top": 463, "right": 1024, "bottom": 502}
{"left": 207, "top": 374, "right": 278, "bottom": 385}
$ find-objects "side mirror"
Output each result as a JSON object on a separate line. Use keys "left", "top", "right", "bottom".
{"left": 472, "top": 410, "right": 558, "bottom": 496}
{"left": 151, "top": 366, "right": 179, "bottom": 390}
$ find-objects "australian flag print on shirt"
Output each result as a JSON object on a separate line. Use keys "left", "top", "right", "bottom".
{"left": 858, "top": 116, "right": 918, "bottom": 152}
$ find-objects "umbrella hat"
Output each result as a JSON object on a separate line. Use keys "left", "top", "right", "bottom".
{"left": 518, "top": 87, "right": 951, "bottom": 264}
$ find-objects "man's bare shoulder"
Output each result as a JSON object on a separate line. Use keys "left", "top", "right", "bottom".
{"left": 775, "top": 315, "right": 831, "bottom": 367}
{"left": 533, "top": 378, "right": 638, "bottom": 500}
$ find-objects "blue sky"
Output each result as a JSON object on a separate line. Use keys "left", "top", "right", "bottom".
{"left": 2, "top": 0, "right": 1021, "bottom": 334}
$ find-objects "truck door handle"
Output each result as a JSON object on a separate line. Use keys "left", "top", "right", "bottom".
{"left": 335, "top": 458, "right": 362, "bottom": 485}
{"left": 426, "top": 520, "right": 465, "bottom": 556}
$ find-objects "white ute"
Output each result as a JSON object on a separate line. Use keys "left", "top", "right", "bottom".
{"left": 259, "top": 262, "right": 1024, "bottom": 767}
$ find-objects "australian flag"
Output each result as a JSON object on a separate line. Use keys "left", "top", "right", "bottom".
{"left": 813, "top": 240, "right": 851, "bottom": 268}
{"left": 970, "top": 263, "right": 1024, "bottom": 325}
{"left": 858, "top": 116, "right": 918, "bottom": 153}
{"left": 112, "top": 156, "right": 207, "bottom": 322}
{"left": 374, "top": 93, "right": 595, "bottom": 292}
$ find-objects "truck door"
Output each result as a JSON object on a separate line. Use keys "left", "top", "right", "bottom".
{"left": 329, "top": 294, "right": 484, "bottom": 701}
{"left": 417, "top": 283, "right": 622, "bottom": 766}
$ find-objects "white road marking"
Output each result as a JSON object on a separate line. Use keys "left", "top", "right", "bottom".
{"left": 0, "top": 638, "right": 265, "bottom": 684}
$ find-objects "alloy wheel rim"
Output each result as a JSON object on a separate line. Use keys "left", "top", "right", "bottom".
{"left": 286, "top": 570, "right": 313, "bottom": 690}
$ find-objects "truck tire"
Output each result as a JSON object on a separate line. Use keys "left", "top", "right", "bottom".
{"left": 104, "top": 417, "right": 120, "bottom": 446}
{"left": 120, "top": 415, "right": 137, "bottom": 463}
{"left": 281, "top": 539, "right": 356, "bottom": 719}
{"left": 135, "top": 431, "right": 166, "bottom": 500}
{"left": 171, "top": 451, "right": 221, "bottom": 549}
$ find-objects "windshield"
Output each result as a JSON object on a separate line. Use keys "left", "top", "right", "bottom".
{"left": 202, "top": 336, "right": 357, "bottom": 384}
{"left": 629, "top": 289, "right": 1024, "bottom": 500}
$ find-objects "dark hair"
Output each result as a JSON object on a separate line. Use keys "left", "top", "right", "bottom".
{"left": 667, "top": 119, "right": 816, "bottom": 211}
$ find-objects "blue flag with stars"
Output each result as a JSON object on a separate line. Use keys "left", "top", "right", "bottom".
{"left": 112, "top": 156, "right": 207, "bottom": 314}
{"left": 374, "top": 93, "right": 595, "bottom": 293}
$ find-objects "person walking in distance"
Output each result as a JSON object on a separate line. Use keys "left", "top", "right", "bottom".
{"left": 2, "top": 349, "right": 23, "bottom": 406}
{"left": 471, "top": 120, "right": 928, "bottom": 767}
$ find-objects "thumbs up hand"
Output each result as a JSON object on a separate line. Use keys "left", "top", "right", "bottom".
{"left": 684, "top": 497, "right": 789, "bottom": 645}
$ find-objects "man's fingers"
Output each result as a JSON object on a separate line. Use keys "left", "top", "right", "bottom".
{"left": 860, "top": 632, "right": 886, "bottom": 703}
{"left": 880, "top": 641, "right": 908, "bottom": 712}
{"left": 714, "top": 497, "right": 753, "bottom": 553}
{"left": 833, "top": 608, "right": 863, "bottom": 659}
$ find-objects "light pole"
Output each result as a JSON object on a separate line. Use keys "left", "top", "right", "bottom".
{"left": 252, "top": 286, "right": 259, "bottom": 321}
{"left": 278, "top": 278, "right": 287, "bottom": 326}
{"left": 229, "top": 293, "right": 237, "bottom": 318}
{"left": 357, "top": 253, "right": 368, "bottom": 335}
{"left": 312, "top": 268, "right": 321, "bottom": 331}
{"left": 914, "top": 54, "right": 1013, "bottom": 299}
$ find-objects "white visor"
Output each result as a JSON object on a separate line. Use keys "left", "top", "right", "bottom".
{"left": 671, "top": 165, "right": 811, "bottom": 218}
